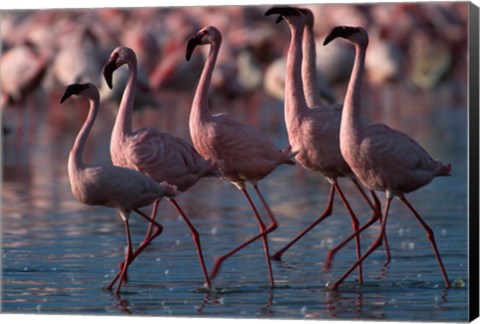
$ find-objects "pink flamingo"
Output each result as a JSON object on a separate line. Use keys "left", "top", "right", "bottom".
{"left": 265, "top": 7, "right": 390, "bottom": 283}
{"left": 60, "top": 82, "right": 178, "bottom": 297}
{"left": 102, "top": 46, "right": 219, "bottom": 288}
{"left": 323, "top": 26, "right": 451, "bottom": 289}
{"left": 0, "top": 41, "right": 48, "bottom": 107}
{"left": 186, "top": 25, "right": 296, "bottom": 287}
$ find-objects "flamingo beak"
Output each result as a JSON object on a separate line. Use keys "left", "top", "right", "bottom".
{"left": 60, "top": 83, "right": 89, "bottom": 103}
{"left": 186, "top": 34, "right": 203, "bottom": 61}
{"left": 323, "top": 26, "right": 357, "bottom": 46}
{"left": 264, "top": 6, "right": 302, "bottom": 22}
{"left": 102, "top": 55, "right": 118, "bottom": 89}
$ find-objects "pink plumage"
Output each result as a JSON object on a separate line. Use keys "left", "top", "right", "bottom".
{"left": 103, "top": 46, "right": 219, "bottom": 288}
{"left": 187, "top": 25, "right": 295, "bottom": 287}
{"left": 60, "top": 82, "right": 177, "bottom": 297}
{"left": 323, "top": 25, "right": 451, "bottom": 289}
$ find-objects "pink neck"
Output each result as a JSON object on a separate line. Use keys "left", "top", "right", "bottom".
{"left": 285, "top": 22, "right": 308, "bottom": 128}
{"left": 190, "top": 40, "right": 219, "bottom": 125}
{"left": 112, "top": 59, "right": 136, "bottom": 142}
{"left": 69, "top": 96, "right": 98, "bottom": 171}
{"left": 302, "top": 25, "right": 321, "bottom": 108}
{"left": 341, "top": 43, "right": 366, "bottom": 142}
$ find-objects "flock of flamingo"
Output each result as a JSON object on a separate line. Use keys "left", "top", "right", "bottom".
{"left": 17, "top": 5, "right": 453, "bottom": 297}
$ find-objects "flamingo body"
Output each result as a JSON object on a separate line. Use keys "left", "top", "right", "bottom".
{"left": 341, "top": 123, "right": 451, "bottom": 196}
{"left": 187, "top": 25, "right": 294, "bottom": 286}
{"left": 323, "top": 25, "right": 451, "bottom": 289}
{"left": 191, "top": 113, "right": 294, "bottom": 188}
{"left": 103, "top": 46, "right": 217, "bottom": 288}
{"left": 104, "top": 46, "right": 218, "bottom": 192}
{"left": 60, "top": 83, "right": 177, "bottom": 296}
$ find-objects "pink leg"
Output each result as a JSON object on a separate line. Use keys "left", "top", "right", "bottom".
{"left": 271, "top": 184, "right": 335, "bottom": 260}
{"left": 252, "top": 184, "right": 280, "bottom": 286}
{"left": 144, "top": 199, "right": 160, "bottom": 242}
{"left": 210, "top": 187, "right": 278, "bottom": 286}
{"left": 168, "top": 198, "right": 212, "bottom": 288}
{"left": 107, "top": 208, "right": 164, "bottom": 290}
{"left": 399, "top": 197, "right": 450, "bottom": 288}
{"left": 370, "top": 190, "right": 391, "bottom": 262}
{"left": 114, "top": 220, "right": 133, "bottom": 297}
{"left": 334, "top": 183, "right": 363, "bottom": 283}
{"left": 325, "top": 181, "right": 391, "bottom": 269}
{"left": 330, "top": 196, "right": 392, "bottom": 290}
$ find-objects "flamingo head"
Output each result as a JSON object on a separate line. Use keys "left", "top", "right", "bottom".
{"left": 60, "top": 83, "right": 98, "bottom": 103}
{"left": 103, "top": 46, "right": 137, "bottom": 89}
{"left": 323, "top": 26, "right": 369, "bottom": 47}
{"left": 264, "top": 6, "right": 304, "bottom": 25}
{"left": 186, "top": 26, "right": 222, "bottom": 61}
{"left": 298, "top": 8, "right": 314, "bottom": 28}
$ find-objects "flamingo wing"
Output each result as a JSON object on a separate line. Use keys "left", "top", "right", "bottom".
{"left": 124, "top": 128, "right": 212, "bottom": 190}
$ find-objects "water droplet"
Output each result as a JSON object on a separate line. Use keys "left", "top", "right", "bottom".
{"left": 441, "top": 228, "right": 447, "bottom": 236}
{"left": 218, "top": 297, "right": 225, "bottom": 305}
{"left": 300, "top": 306, "right": 308, "bottom": 315}
{"left": 36, "top": 304, "right": 42, "bottom": 312}
{"left": 156, "top": 257, "right": 161, "bottom": 262}
{"left": 211, "top": 227, "right": 218, "bottom": 235}
{"left": 417, "top": 273, "right": 422, "bottom": 278}
{"left": 175, "top": 240, "right": 180, "bottom": 246}
{"left": 408, "top": 242, "right": 415, "bottom": 249}
{"left": 165, "top": 270, "right": 169, "bottom": 275}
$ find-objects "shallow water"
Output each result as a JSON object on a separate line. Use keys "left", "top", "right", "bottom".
{"left": 1, "top": 84, "right": 469, "bottom": 321}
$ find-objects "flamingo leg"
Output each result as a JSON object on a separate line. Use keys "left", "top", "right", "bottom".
{"left": 252, "top": 184, "right": 280, "bottom": 286}
{"left": 334, "top": 183, "right": 363, "bottom": 283}
{"left": 325, "top": 182, "right": 391, "bottom": 269}
{"left": 168, "top": 198, "right": 212, "bottom": 288}
{"left": 210, "top": 187, "right": 278, "bottom": 286}
{"left": 144, "top": 199, "right": 161, "bottom": 242}
{"left": 107, "top": 208, "right": 164, "bottom": 290}
{"left": 399, "top": 197, "right": 450, "bottom": 288}
{"left": 368, "top": 188, "right": 390, "bottom": 262}
{"left": 330, "top": 196, "right": 392, "bottom": 290}
{"left": 271, "top": 184, "right": 335, "bottom": 260}
{"left": 114, "top": 220, "right": 133, "bottom": 297}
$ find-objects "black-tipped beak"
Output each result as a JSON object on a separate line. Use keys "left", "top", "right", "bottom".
{"left": 102, "top": 54, "right": 118, "bottom": 89}
{"left": 265, "top": 6, "right": 302, "bottom": 18}
{"left": 60, "top": 83, "right": 89, "bottom": 103}
{"left": 186, "top": 34, "right": 203, "bottom": 61}
{"left": 323, "top": 26, "right": 357, "bottom": 46}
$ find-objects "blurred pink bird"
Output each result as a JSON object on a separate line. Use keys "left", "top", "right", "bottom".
{"left": 186, "top": 25, "right": 296, "bottom": 287}
{"left": 323, "top": 26, "right": 451, "bottom": 289}
{"left": 60, "top": 82, "right": 178, "bottom": 297}
{"left": 265, "top": 7, "right": 390, "bottom": 283}
{"left": 103, "top": 46, "right": 219, "bottom": 288}
{"left": 0, "top": 41, "right": 48, "bottom": 107}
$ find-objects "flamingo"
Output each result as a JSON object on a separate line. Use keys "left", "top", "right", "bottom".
{"left": 0, "top": 41, "right": 48, "bottom": 107}
{"left": 102, "top": 46, "right": 219, "bottom": 288}
{"left": 59, "top": 82, "right": 178, "bottom": 296}
{"left": 264, "top": 7, "right": 390, "bottom": 283}
{"left": 186, "top": 25, "right": 296, "bottom": 287}
{"left": 323, "top": 26, "right": 451, "bottom": 289}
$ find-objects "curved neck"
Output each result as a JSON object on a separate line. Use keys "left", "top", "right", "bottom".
{"left": 69, "top": 97, "right": 98, "bottom": 170}
{"left": 285, "top": 22, "right": 308, "bottom": 126}
{"left": 190, "top": 40, "right": 219, "bottom": 124}
{"left": 341, "top": 43, "right": 366, "bottom": 140}
{"left": 112, "top": 60, "right": 136, "bottom": 141}
{"left": 302, "top": 25, "right": 321, "bottom": 108}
